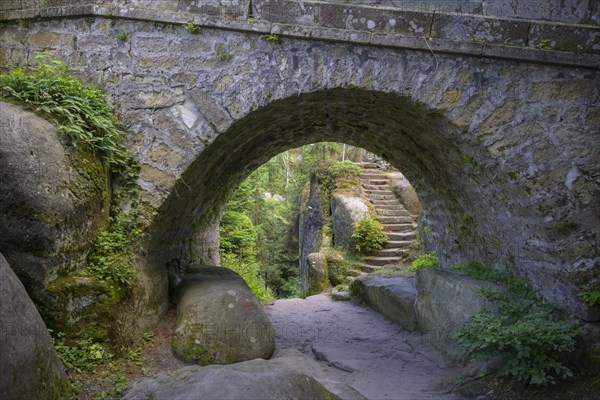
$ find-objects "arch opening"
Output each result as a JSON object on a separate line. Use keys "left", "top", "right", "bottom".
{"left": 147, "top": 88, "right": 525, "bottom": 306}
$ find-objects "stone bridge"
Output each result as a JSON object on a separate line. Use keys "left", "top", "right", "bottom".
{"left": 1, "top": 0, "right": 599, "bottom": 330}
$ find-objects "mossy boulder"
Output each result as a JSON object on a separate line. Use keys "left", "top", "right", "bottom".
{"left": 307, "top": 252, "right": 329, "bottom": 295}
{"left": 330, "top": 194, "right": 369, "bottom": 250}
{"left": 0, "top": 102, "right": 110, "bottom": 323}
{"left": 171, "top": 266, "right": 275, "bottom": 365}
{"left": 0, "top": 252, "right": 69, "bottom": 400}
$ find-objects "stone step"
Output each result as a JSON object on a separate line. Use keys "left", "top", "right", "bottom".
{"left": 362, "top": 184, "right": 390, "bottom": 191}
{"left": 356, "top": 264, "right": 382, "bottom": 273}
{"left": 386, "top": 231, "right": 417, "bottom": 241}
{"left": 366, "top": 193, "right": 396, "bottom": 201}
{"left": 376, "top": 204, "right": 405, "bottom": 210}
{"left": 382, "top": 223, "right": 415, "bottom": 232}
{"left": 362, "top": 256, "right": 403, "bottom": 266}
{"left": 377, "top": 216, "right": 413, "bottom": 224}
{"left": 370, "top": 198, "right": 400, "bottom": 205}
{"left": 363, "top": 179, "right": 389, "bottom": 186}
{"left": 360, "top": 174, "right": 387, "bottom": 181}
{"left": 376, "top": 208, "right": 411, "bottom": 217}
{"left": 383, "top": 240, "right": 415, "bottom": 249}
{"left": 375, "top": 248, "right": 409, "bottom": 257}
{"left": 363, "top": 189, "right": 394, "bottom": 195}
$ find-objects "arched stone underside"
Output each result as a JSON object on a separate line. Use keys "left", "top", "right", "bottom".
{"left": 0, "top": 10, "right": 598, "bottom": 328}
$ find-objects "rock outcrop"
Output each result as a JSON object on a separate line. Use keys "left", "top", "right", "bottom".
{"left": 0, "top": 101, "right": 110, "bottom": 321}
{"left": 299, "top": 175, "right": 327, "bottom": 295}
{"left": 389, "top": 172, "right": 421, "bottom": 217}
{"left": 125, "top": 349, "right": 364, "bottom": 400}
{"left": 350, "top": 274, "right": 418, "bottom": 331}
{"left": 0, "top": 252, "right": 69, "bottom": 400}
{"left": 414, "top": 268, "right": 496, "bottom": 362}
{"left": 306, "top": 252, "right": 329, "bottom": 295}
{"left": 171, "top": 266, "right": 275, "bottom": 365}
{"left": 330, "top": 193, "right": 369, "bottom": 250}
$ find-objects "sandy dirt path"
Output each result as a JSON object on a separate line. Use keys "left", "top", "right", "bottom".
{"left": 266, "top": 294, "right": 465, "bottom": 400}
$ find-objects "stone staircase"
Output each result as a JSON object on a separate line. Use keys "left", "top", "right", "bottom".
{"left": 356, "top": 163, "right": 417, "bottom": 272}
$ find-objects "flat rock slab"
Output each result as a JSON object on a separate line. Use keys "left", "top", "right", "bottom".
{"left": 266, "top": 294, "right": 462, "bottom": 400}
{"left": 350, "top": 274, "right": 418, "bottom": 331}
{"left": 171, "top": 266, "right": 275, "bottom": 365}
{"left": 124, "top": 349, "right": 364, "bottom": 400}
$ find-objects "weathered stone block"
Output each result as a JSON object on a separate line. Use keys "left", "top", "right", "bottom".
{"left": 414, "top": 268, "right": 497, "bottom": 363}
{"left": 331, "top": 193, "right": 369, "bottom": 250}
{"left": 27, "top": 31, "right": 61, "bottom": 47}
{"left": 350, "top": 274, "right": 418, "bottom": 331}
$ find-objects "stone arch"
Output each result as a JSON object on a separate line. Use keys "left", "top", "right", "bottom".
{"left": 0, "top": 15, "right": 597, "bottom": 329}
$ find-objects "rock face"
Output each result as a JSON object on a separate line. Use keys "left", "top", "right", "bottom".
{"left": 414, "top": 268, "right": 496, "bottom": 362}
{"left": 125, "top": 349, "right": 360, "bottom": 400}
{"left": 171, "top": 266, "right": 275, "bottom": 365}
{"left": 307, "top": 252, "right": 329, "bottom": 296}
{"left": 330, "top": 193, "right": 369, "bottom": 250}
{"left": 299, "top": 175, "right": 327, "bottom": 295}
{"left": 389, "top": 172, "right": 421, "bottom": 217}
{"left": 0, "top": 252, "right": 69, "bottom": 400}
{"left": 0, "top": 102, "right": 110, "bottom": 321}
{"left": 350, "top": 275, "right": 418, "bottom": 331}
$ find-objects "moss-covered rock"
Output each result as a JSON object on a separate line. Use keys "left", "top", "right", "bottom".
{"left": 171, "top": 266, "right": 274, "bottom": 365}
{"left": 307, "top": 252, "right": 329, "bottom": 295}
{"left": 0, "top": 102, "right": 110, "bottom": 324}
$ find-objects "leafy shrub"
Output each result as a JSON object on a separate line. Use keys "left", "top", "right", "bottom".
{"left": 221, "top": 253, "right": 274, "bottom": 303}
{"left": 50, "top": 331, "right": 112, "bottom": 373}
{"left": 352, "top": 214, "right": 388, "bottom": 254}
{"left": 455, "top": 288, "right": 577, "bottom": 385}
{"left": 579, "top": 289, "right": 600, "bottom": 306}
{"left": 408, "top": 253, "right": 439, "bottom": 271}
{"left": 82, "top": 208, "right": 141, "bottom": 289}
{"left": 452, "top": 261, "right": 577, "bottom": 386}
{"left": 0, "top": 52, "right": 137, "bottom": 181}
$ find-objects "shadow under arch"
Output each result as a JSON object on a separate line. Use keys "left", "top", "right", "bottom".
{"left": 148, "top": 88, "right": 516, "bottom": 279}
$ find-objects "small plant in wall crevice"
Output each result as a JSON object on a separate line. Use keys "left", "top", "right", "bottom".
{"left": 262, "top": 33, "right": 282, "bottom": 43}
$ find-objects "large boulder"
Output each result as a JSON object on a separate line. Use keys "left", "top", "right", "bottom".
{"left": 0, "top": 101, "right": 110, "bottom": 321}
{"left": 125, "top": 349, "right": 365, "bottom": 400}
{"left": 0, "top": 252, "right": 69, "bottom": 399}
{"left": 414, "top": 268, "right": 496, "bottom": 362}
{"left": 330, "top": 193, "right": 369, "bottom": 250}
{"left": 307, "top": 252, "right": 329, "bottom": 295}
{"left": 350, "top": 274, "right": 418, "bottom": 331}
{"left": 171, "top": 266, "right": 275, "bottom": 365}
{"left": 299, "top": 175, "right": 327, "bottom": 295}
{"left": 389, "top": 172, "right": 420, "bottom": 217}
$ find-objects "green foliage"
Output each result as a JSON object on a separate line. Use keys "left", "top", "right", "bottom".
{"left": 219, "top": 210, "right": 257, "bottom": 257}
{"left": 578, "top": 288, "right": 600, "bottom": 306}
{"left": 0, "top": 52, "right": 137, "bottom": 183}
{"left": 452, "top": 261, "right": 577, "bottom": 386}
{"left": 313, "top": 159, "right": 362, "bottom": 194}
{"left": 214, "top": 43, "right": 231, "bottom": 61}
{"left": 262, "top": 33, "right": 281, "bottom": 43}
{"left": 113, "top": 32, "right": 129, "bottom": 42}
{"left": 51, "top": 331, "right": 112, "bottom": 373}
{"left": 82, "top": 206, "right": 141, "bottom": 290}
{"left": 408, "top": 253, "right": 439, "bottom": 271}
{"left": 352, "top": 214, "right": 388, "bottom": 254}
{"left": 455, "top": 288, "right": 577, "bottom": 385}
{"left": 221, "top": 253, "right": 274, "bottom": 303}
{"left": 183, "top": 22, "right": 200, "bottom": 33}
